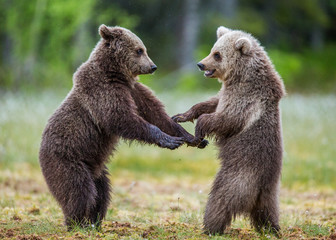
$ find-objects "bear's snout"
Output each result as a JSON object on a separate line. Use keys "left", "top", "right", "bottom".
{"left": 150, "top": 65, "right": 157, "bottom": 73}
{"left": 197, "top": 62, "right": 205, "bottom": 71}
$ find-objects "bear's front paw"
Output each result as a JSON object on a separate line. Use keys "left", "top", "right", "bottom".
{"left": 186, "top": 137, "right": 203, "bottom": 147}
{"left": 172, "top": 113, "right": 192, "bottom": 123}
{"left": 158, "top": 136, "right": 184, "bottom": 150}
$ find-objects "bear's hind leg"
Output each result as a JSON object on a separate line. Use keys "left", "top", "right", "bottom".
{"left": 44, "top": 160, "right": 98, "bottom": 230}
{"left": 64, "top": 177, "right": 97, "bottom": 230}
{"left": 89, "top": 167, "right": 111, "bottom": 228}
{"left": 250, "top": 189, "right": 280, "bottom": 235}
{"left": 203, "top": 168, "right": 261, "bottom": 235}
{"left": 203, "top": 173, "right": 234, "bottom": 235}
{"left": 203, "top": 197, "right": 233, "bottom": 235}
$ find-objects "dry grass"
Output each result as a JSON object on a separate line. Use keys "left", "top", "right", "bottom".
{"left": 0, "top": 162, "right": 335, "bottom": 239}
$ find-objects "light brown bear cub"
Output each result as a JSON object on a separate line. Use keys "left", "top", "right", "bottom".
{"left": 39, "top": 25, "right": 206, "bottom": 230}
{"left": 173, "top": 26, "right": 285, "bottom": 235}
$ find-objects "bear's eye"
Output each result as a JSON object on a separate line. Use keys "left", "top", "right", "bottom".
{"left": 136, "top": 48, "right": 144, "bottom": 56}
{"left": 214, "top": 52, "right": 221, "bottom": 61}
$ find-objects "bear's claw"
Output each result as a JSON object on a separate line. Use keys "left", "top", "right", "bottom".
{"left": 198, "top": 139, "right": 209, "bottom": 149}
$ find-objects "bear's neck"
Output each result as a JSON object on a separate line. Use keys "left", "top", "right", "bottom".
{"left": 89, "top": 50, "right": 134, "bottom": 80}
{"left": 74, "top": 60, "right": 136, "bottom": 89}
{"left": 92, "top": 59, "right": 135, "bottom": 85}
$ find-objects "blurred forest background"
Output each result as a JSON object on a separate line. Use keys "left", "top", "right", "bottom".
{"left": 1, "top": 0, "right": 336, "bottom": 93}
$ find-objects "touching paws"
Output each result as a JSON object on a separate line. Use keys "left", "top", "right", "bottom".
{"left": 158, "top": 135, "right": 209, "bottom": 150}
{"left": 172, "top": 113, "right": 209, "bottom": 149}
{"left": 186, "top": 138, "right": 209, "bottom": 149}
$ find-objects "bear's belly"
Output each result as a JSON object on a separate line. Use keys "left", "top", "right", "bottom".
{"left": 216, "top": 120, "right": 282, "bottom": 172}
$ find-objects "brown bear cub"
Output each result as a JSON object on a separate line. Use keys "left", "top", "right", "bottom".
{"left": 39, "top": 25, "right": 206, "bottom": 230}
{"left": 173, "top": 26, "right": 285, "bottom": 235}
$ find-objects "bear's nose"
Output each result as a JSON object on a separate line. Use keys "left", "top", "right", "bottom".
{"left": 197, "top": 62, "right": 205, "bottom": 71}
{"left": 151, "top": 65, "right": 157, "bottom": 73}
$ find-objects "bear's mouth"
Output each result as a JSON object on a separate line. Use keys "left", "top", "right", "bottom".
{"left": 204, "top": 69, "right": 216, "bottom": 77}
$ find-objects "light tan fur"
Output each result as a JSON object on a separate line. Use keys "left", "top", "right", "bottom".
{"left": 173, "top": 26, "right": 285, "bottom": 235}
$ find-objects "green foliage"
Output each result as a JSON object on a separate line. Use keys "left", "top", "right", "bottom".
{"left": 269, "top": 46, "right": 336, "bottom": 93}
{"left": 1, "top": 0, "right": 336, "bottom": 92}
{"left": 175, "top": 72, "right": 204, "bottom": 92}
{"left": 0, "top": 0, "right": 139, "bottom": 90}
{"left": 268, "top": 49, "right": 303, "bottom": 89}
{"left": 95, "top": 2, "right": 139, "bottom": 29}
{"left": 294, "top": 45, "right": 336, "bottom": 92}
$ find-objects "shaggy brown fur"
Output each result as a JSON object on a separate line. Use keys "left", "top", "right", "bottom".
{"left": 39, "top": 25, "right": 205, "bottom": 230}
{"left": 173, "top": 26, "right": 285, "bottom": 235}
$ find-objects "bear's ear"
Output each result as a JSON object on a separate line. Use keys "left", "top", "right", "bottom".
{"left": 217, "top": 26, "right": 230, "bottom": 39}
{"left": 99, "top": 24, "right": 112, "bottom": 40}
{"left": 234, "top": 37, "right": 252, "bottom": 55}
{"left": 99, "top": 24, "right": 123, "bottom": 40}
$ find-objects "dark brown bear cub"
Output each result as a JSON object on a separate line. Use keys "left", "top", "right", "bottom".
{"left": 173, "top": 26, "right": 285, "bottom": 235}
{"left": 39, "top": 25, "right": 204, "bottom": 230}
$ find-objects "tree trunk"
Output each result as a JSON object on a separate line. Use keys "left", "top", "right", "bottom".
{"left": 311, "top": 24, "right": 324, "bottom": 51}
{"left": 216, "top": 0, "right": 237, "bottom": 19}
{"left": 264, "top": 0, "right": 276, "bottom": 46}
{"left": 177, "top": 0, "right": 200, "bottom": 70}
{"left": 73, "top": 21, "right": 92, "bottom": 68}
{"left": 22, "top": 0, "right": 47, "bottom": 85}
{"left": 310, "top": 0, "right": 325, "bottom": 51}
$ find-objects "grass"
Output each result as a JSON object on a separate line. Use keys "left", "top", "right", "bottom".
{"left": 0, "top": 90, "right": 336, "bottom": 239}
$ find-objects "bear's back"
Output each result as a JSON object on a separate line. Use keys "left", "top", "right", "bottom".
{"left": 39, "top": 93, "right": 112, "bottom": 166}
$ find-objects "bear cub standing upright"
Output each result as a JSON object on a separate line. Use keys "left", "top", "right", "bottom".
{"left": 173, "top": 26, "right": 285, "bottom": 235}
{"left": 39, "top": 25, "right": 205, "bottom": 230}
